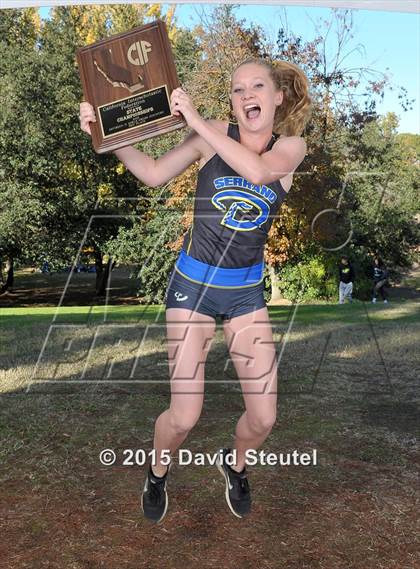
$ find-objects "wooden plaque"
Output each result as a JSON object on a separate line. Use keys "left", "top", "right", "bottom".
{"left": 76, "top": 20, "right": 186, "bottom": 153}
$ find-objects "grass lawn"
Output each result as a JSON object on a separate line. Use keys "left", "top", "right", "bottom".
{"left": 1, "top": 297, "right": 419, "bottom": 327}
{"left": 0, "top": 301, "right": 419, "bottom": 569}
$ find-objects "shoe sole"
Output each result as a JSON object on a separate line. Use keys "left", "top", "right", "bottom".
{"left": 216, "top": 456, "right": 244, "bottom": 519}
{"left": 141, "top": 462, "right": 172, "bottom": 524}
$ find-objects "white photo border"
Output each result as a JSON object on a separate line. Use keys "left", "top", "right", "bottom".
{"left": 2, "top": 1, "right": 419, "bottom": 15}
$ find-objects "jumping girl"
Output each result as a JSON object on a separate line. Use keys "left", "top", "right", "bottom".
{"left": 79, "top": 57, "right": 312, "bottom": 522}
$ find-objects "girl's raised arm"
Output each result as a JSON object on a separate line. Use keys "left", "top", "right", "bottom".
{"left": 113, "top": 131, "right": 201, "bottom": 187}
{"left": 79, "top": 101, "right": 201, "bottom": 188}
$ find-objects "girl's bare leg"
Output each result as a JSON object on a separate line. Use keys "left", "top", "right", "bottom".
{"left": 223, "top": 306, "right": 278, "bottom": 472}
{"left": 151, "top": 308, "right": 216, "bottom": 476}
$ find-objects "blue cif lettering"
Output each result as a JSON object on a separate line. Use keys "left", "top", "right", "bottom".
{"left": 213, "top": 177, "right": 277, "bottom": 204}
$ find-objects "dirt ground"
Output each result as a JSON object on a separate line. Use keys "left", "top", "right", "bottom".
{"left": 1, "top": 380, "right": 419, "bottom": 569}
{"left": 0, "top": 269, "right": 419, "bottom": 569}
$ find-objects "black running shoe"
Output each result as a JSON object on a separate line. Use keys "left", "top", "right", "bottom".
{"left": 216, "top": 447, "right": 251, "bottom": 518}
{"left": 141, "top": 461, "right": 172, "bottom": 523}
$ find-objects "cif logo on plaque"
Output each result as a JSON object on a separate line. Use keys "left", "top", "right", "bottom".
{"left": 127, "top": 40, "right": 152, "bottom": 66}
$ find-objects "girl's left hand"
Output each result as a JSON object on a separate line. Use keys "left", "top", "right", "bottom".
{"left": 170, "top": 87, "right": 201, "bottom": 128}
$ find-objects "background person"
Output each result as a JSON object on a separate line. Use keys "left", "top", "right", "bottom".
{"left": 371, "top": 257, "right": 389, "bottom": 303}
{"left": 338, "top": 256, "right": 355, "bottom": 304}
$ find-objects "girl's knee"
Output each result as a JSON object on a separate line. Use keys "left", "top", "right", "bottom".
{"left": 169, "top": 408, "right": 201, "bottom": 434}
{"left": 247, "top": 411, "right": 277, "bottom": 435}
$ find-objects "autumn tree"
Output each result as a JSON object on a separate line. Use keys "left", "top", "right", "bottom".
{"left": 111, "top": 6, "right": 418, "bottom": 303}
{"left": 0, "top": 4, "right": 191, "bottom": 297}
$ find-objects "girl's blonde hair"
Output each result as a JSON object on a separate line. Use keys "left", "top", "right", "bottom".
{"left": 231, "top": 57, "right": 313, "bottom": 137}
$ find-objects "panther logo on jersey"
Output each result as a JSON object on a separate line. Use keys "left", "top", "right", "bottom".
{"left": 211, "top": 177, "right": 277, "bottom": 231}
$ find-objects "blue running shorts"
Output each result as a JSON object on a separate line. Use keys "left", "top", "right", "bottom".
{"left": 165, "top": 266, "right": 266, "bottom": 321}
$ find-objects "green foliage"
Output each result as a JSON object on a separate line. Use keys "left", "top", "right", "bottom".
{"left": 106, "top": 198, "right": 184, "bottom": 304}
{"left": 0, "top": 6, "right": 418, "bottom": 303}
{"left": 277, "top": 256, "right": 335, "bottom": 302}
{"left": 0, "top": 8, "right": 39, "bottom": 48}
{"left": 341, "top": 114, "right": 419, "bottom": 269}
{"left": 263, "top": 265, "right": 272, "bottom": 303}
{"left": 276, "top": 246, "right": 387, "bottom": 303}
{"left": 0, "top": 7, "right": 145, "bottom": 273}
{"left": 172, "top": 27, "right": 202, "bottom": 85}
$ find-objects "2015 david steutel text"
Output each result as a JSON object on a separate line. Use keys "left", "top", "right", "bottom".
{"left": 99, "top": 448, "right": 318, "bottom": 467}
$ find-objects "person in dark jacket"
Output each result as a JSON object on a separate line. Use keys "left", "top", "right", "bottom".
{"left": 371, "top": 257, "right": 389, "bottom": 303}
{"left": 338, "top": 256, "right": 355, "bottom": 304}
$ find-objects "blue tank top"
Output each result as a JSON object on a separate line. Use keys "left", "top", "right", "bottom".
{"left": 174, "top": 123, "right": 289, "bottom": 288}
{"left": 181, "top": 122, "right": 287, "bottom": 269}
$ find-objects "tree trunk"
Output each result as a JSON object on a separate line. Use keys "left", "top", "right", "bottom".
{"left": 268, "top": 264, "right": 282, "bottom": 302}
{"left": 95, "top": 251, "right": 113, "bottom": 297}
{"left": 94, "top": 250, "right": 103, "bottom": 295}
{"left": 0, "top": 256, "right": 14, "bottom": 294}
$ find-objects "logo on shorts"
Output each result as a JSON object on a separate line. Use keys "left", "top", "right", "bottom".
{"left": 174, "top": 291, "right": 188, "bottom": 302}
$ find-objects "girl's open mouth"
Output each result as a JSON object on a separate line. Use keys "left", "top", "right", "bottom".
{"left": 244, "top": 104, "right": 261, "bottom": 119}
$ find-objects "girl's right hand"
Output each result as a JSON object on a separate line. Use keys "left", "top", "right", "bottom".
{"left": 79, "top": 101, "right": 96, "bottom": 136}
